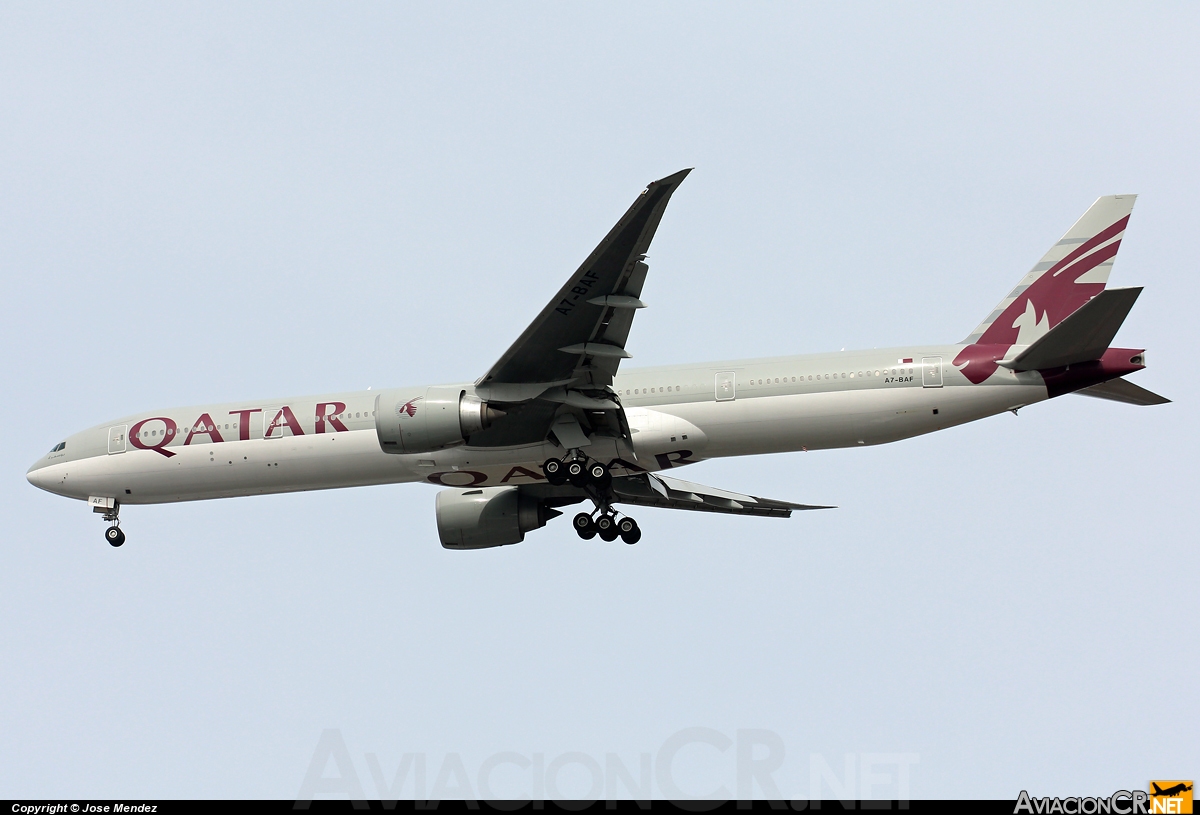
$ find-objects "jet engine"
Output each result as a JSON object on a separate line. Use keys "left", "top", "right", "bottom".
{"left": 375, "top": 386, "right": 502, "bottom": 454}
{"left": 435, "top": 486, "right": 561, "bottom": 550}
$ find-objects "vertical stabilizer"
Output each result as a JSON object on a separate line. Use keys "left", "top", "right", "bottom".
{"left": 955, "top": 195, "right": 1137, "bottom": 384}
{"left": 963, "top": 195, "right": 1137, "bottom": 345}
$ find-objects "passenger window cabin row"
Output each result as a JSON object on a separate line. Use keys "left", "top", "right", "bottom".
{"left": 618, "top": 367, "right": 917, "bottom": 396}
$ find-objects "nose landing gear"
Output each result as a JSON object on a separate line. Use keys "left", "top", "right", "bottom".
{"left": 94, "top": 498, "right": 125, "bottom": 547}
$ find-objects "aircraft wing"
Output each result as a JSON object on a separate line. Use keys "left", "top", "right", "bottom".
{"left": 466, "top": 169, "right": 691, "bottom": 449}
{"left": 476, "top": 168, "right": 691, "bottom": 400}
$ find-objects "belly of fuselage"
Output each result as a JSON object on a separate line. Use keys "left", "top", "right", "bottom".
{"left": 660, "top": 382, "right": 1043, "bottom": 457}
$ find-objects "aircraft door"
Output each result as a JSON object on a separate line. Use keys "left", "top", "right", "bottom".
{"left": 108, "top": 425, "right": 127, "bottom": 454}
{"left": 263, "top": 407, "right": 285, "bottom": 439}
{"left": 922, "top": 357, "right": 943, "bottom": 388}
{"left": 715, "top": 371, "right": 736, "bottom": 402}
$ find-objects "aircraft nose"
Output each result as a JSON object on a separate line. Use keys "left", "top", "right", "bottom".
{"left": 27, "top": 460, "right": 48, "bottom": 490}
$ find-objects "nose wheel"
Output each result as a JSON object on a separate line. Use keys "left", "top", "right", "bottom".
{"left": 105, "top": 525, "right": 126, "bottom": 547}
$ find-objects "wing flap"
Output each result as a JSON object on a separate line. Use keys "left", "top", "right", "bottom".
{"left": 610, "top": 473, "right": 834, "bottom": 518}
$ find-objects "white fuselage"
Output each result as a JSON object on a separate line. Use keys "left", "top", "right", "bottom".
{"left": 26, "top": 344, "right": 1047, "bottom": 505}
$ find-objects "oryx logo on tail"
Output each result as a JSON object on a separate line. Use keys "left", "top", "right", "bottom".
{"left": 954, "top": 195, "right": 1137, "bottom": 384}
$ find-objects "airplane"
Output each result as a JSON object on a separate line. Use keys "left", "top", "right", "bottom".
{"left": 1152, "top": 783, "right": 1193, "bottom": 798}
{"left": 26, "top": 169, "right": 1169, "bottom": 549}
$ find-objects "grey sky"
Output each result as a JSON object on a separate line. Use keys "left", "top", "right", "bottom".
{"left": 2, "top": 2, "right": 1196, "bottom": 799}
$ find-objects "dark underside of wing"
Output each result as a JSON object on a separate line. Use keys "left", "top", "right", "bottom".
{"left": 518, "top": 473, "right": 834, "bottom": 519}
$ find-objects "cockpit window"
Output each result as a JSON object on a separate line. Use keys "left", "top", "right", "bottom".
{"left": 49, "top": 442, "right": 65, "bottom": 453}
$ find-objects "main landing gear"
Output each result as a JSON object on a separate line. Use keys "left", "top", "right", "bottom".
{"left": 572, "top": 511, "right": 641, "bottom": 545}
{"left": 547, "top": 454, "right": 641, "bottom": 544}
{"left": 542, "top": 456, "right": 612, "bottom": 488}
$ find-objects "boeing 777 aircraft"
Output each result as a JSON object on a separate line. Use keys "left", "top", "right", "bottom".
{"left": 27, "top": 170, "right": 1168, "bottom": 548}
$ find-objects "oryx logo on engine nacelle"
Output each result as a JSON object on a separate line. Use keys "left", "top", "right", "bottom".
{"left": 398, "top": 397, "right": 422, "bottom": 418}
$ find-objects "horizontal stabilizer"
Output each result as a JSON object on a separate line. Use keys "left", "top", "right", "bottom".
{"left": 1076, "top": 377, "right": 1170, "bottom": 406}
{"left": 1003, "top": 287, "right": 1142, "bottom": 371}
{"left": 610, "top": 473, "right": 834, "bottom": 518}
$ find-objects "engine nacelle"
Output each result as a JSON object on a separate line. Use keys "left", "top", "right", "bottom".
{"left": 435, "top": 486, "right": 559, "bottom": 550}
{"left": 375, "top": 385, "right": 500, "bottom": 454}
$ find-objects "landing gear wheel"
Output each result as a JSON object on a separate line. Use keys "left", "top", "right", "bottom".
{"left": 618, "top": 517, "right": 640, "bottom": 545}
{"left": 572, "top": 512, "right": 596, "bottom": 540}
{"left": 105, "top": 526, "right": 125, "bottom": 547}
{"left": 543, "top": 458, "right": 566, "bottom": 486}
{"left": 587, "top": 461, "right": 611, "bottom": 486}
{"left": 596, "top": 514, "right": 619, "bottom": 541}
{"left": 566, "top": 459, "right": 587, "bottom": 487}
